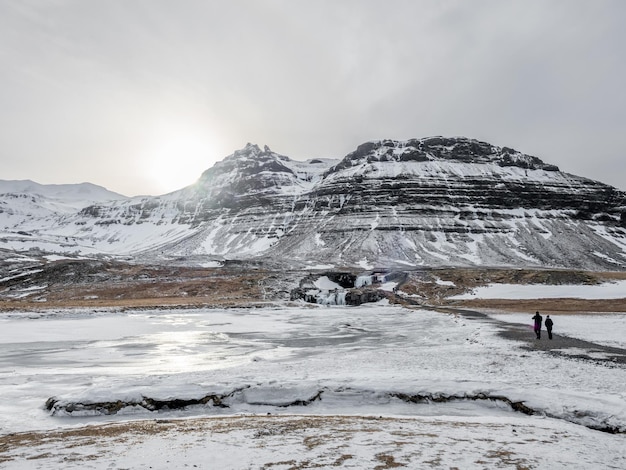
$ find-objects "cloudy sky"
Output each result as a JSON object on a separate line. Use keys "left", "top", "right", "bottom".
{"left": 1, "top": 0, "right": 624, "bottom": 196}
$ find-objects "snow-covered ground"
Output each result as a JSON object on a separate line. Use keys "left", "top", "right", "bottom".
{"left": 451, "top": 280, "right": 626, "bottom": 300}
{"left": 488, "top": 312, "right": 626, "bottom": 349}
{"left": 1, "top": 303, "right": 625, "bottom": 468}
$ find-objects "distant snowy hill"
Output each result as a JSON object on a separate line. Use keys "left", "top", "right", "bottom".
{"left": 1, "top": 137, "right": 625, "bottom": 270}
{"left": 0, "top": 180, "right": 127, "bottom": 207}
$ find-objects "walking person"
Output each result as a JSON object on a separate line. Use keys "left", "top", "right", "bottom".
{"left": 545, "top": 315, "right": 554, "bottom": 340}
{"left": 532, "top": 311, "right": 542, "bottom": 339}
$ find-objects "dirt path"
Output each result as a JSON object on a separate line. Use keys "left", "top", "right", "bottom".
{"left": 438, "top": 306, "right": 626, "bottom": 365}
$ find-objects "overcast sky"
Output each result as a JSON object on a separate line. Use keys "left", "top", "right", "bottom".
{"left": 1, "top": 0, "right": 625, "bottom": 196}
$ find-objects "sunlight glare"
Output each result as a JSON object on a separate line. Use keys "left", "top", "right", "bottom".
{"left": 145, "top": 130, "right": 218, "bottom": 194}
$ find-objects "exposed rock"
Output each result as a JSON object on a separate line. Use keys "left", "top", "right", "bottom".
{"left": 46, "top": 386, "right": 624, "bottom": 434}
{"left": 323, "top": 272, "right": 357, "bottom": 288}
{"left": 344, "top": 289, "right": 386, "bottom": 305}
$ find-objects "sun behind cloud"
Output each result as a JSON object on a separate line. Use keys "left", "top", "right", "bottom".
{"left": 143, "top": 130, "right": 219, "bottom": 195}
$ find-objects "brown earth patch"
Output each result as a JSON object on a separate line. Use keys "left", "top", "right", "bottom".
{"left": 1, "top": 260, "right": 625, "bottom": 313}
{"left": 448, "top": 298, "right": 626, "bottom": 315}
{"left": 0, "top": 260, "right": 288, "bottom": 310}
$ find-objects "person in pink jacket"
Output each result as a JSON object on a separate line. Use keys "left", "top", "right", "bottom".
{"left": 532, "top": 311, "right": 543, "bottom": 339}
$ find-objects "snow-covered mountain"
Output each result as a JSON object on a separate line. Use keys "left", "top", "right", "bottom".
{"left": 1, "top": 137, "right": 625, "bottom": 270}
{"left": 0, "top": 180, "right": 126, "bottom": 205}
{"left": 0, "top": 180, "right": 126, "bottom": 222}
{"left": 0, "top": 180, "right": 129, "bottom": 257}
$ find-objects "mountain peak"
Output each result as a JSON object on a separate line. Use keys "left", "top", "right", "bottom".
{"left": 236, "top": 142, "right": 262, "bottom": 156}
{"left": 230, "top": 143, "right": 275, "bottom": 160}
{"left": 328, "top": 136, "right": 559, "bottom": 174}
{"left": 189, "top": 144, "right": 299, "bottom": 208}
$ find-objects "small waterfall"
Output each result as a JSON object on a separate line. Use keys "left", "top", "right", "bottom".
{"left": 316, "top": 290, "right": 347, "bottom": 306}
{"left": 355, "top": 275, "right": 374, "bottom": 288}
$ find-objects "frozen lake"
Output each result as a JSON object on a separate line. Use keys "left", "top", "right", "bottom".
{"left": 1, "top": 303, "right": 626, "bottom": 437}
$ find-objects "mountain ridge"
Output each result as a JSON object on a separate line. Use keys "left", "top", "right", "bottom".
{"left": 1, "top": 136, "right": 625, "bottom": 270}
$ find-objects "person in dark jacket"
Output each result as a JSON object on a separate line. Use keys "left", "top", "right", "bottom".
{"left": 545, "top": 315, "right": 554, "bottom": 340}
{"left": 532, "top": 311, "right": 542, "bottom": 339}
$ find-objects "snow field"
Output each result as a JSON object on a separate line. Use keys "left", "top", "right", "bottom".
{"left": 452, "top": 280, "right": 626, "bottom": 300}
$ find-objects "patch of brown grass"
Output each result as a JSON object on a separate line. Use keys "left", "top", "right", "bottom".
{"left": 451, "top": 297, "right": 626, "bottom": 314}
{"left": 374, "top": 453, "right": 406, "bottom": 469}
{"left": 0, "top": 266, "right": 270, "bottom": 310}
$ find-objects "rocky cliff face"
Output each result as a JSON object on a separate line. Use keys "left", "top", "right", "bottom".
{"left": 2, "top": 137, "right": 625, "bottom": 270}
